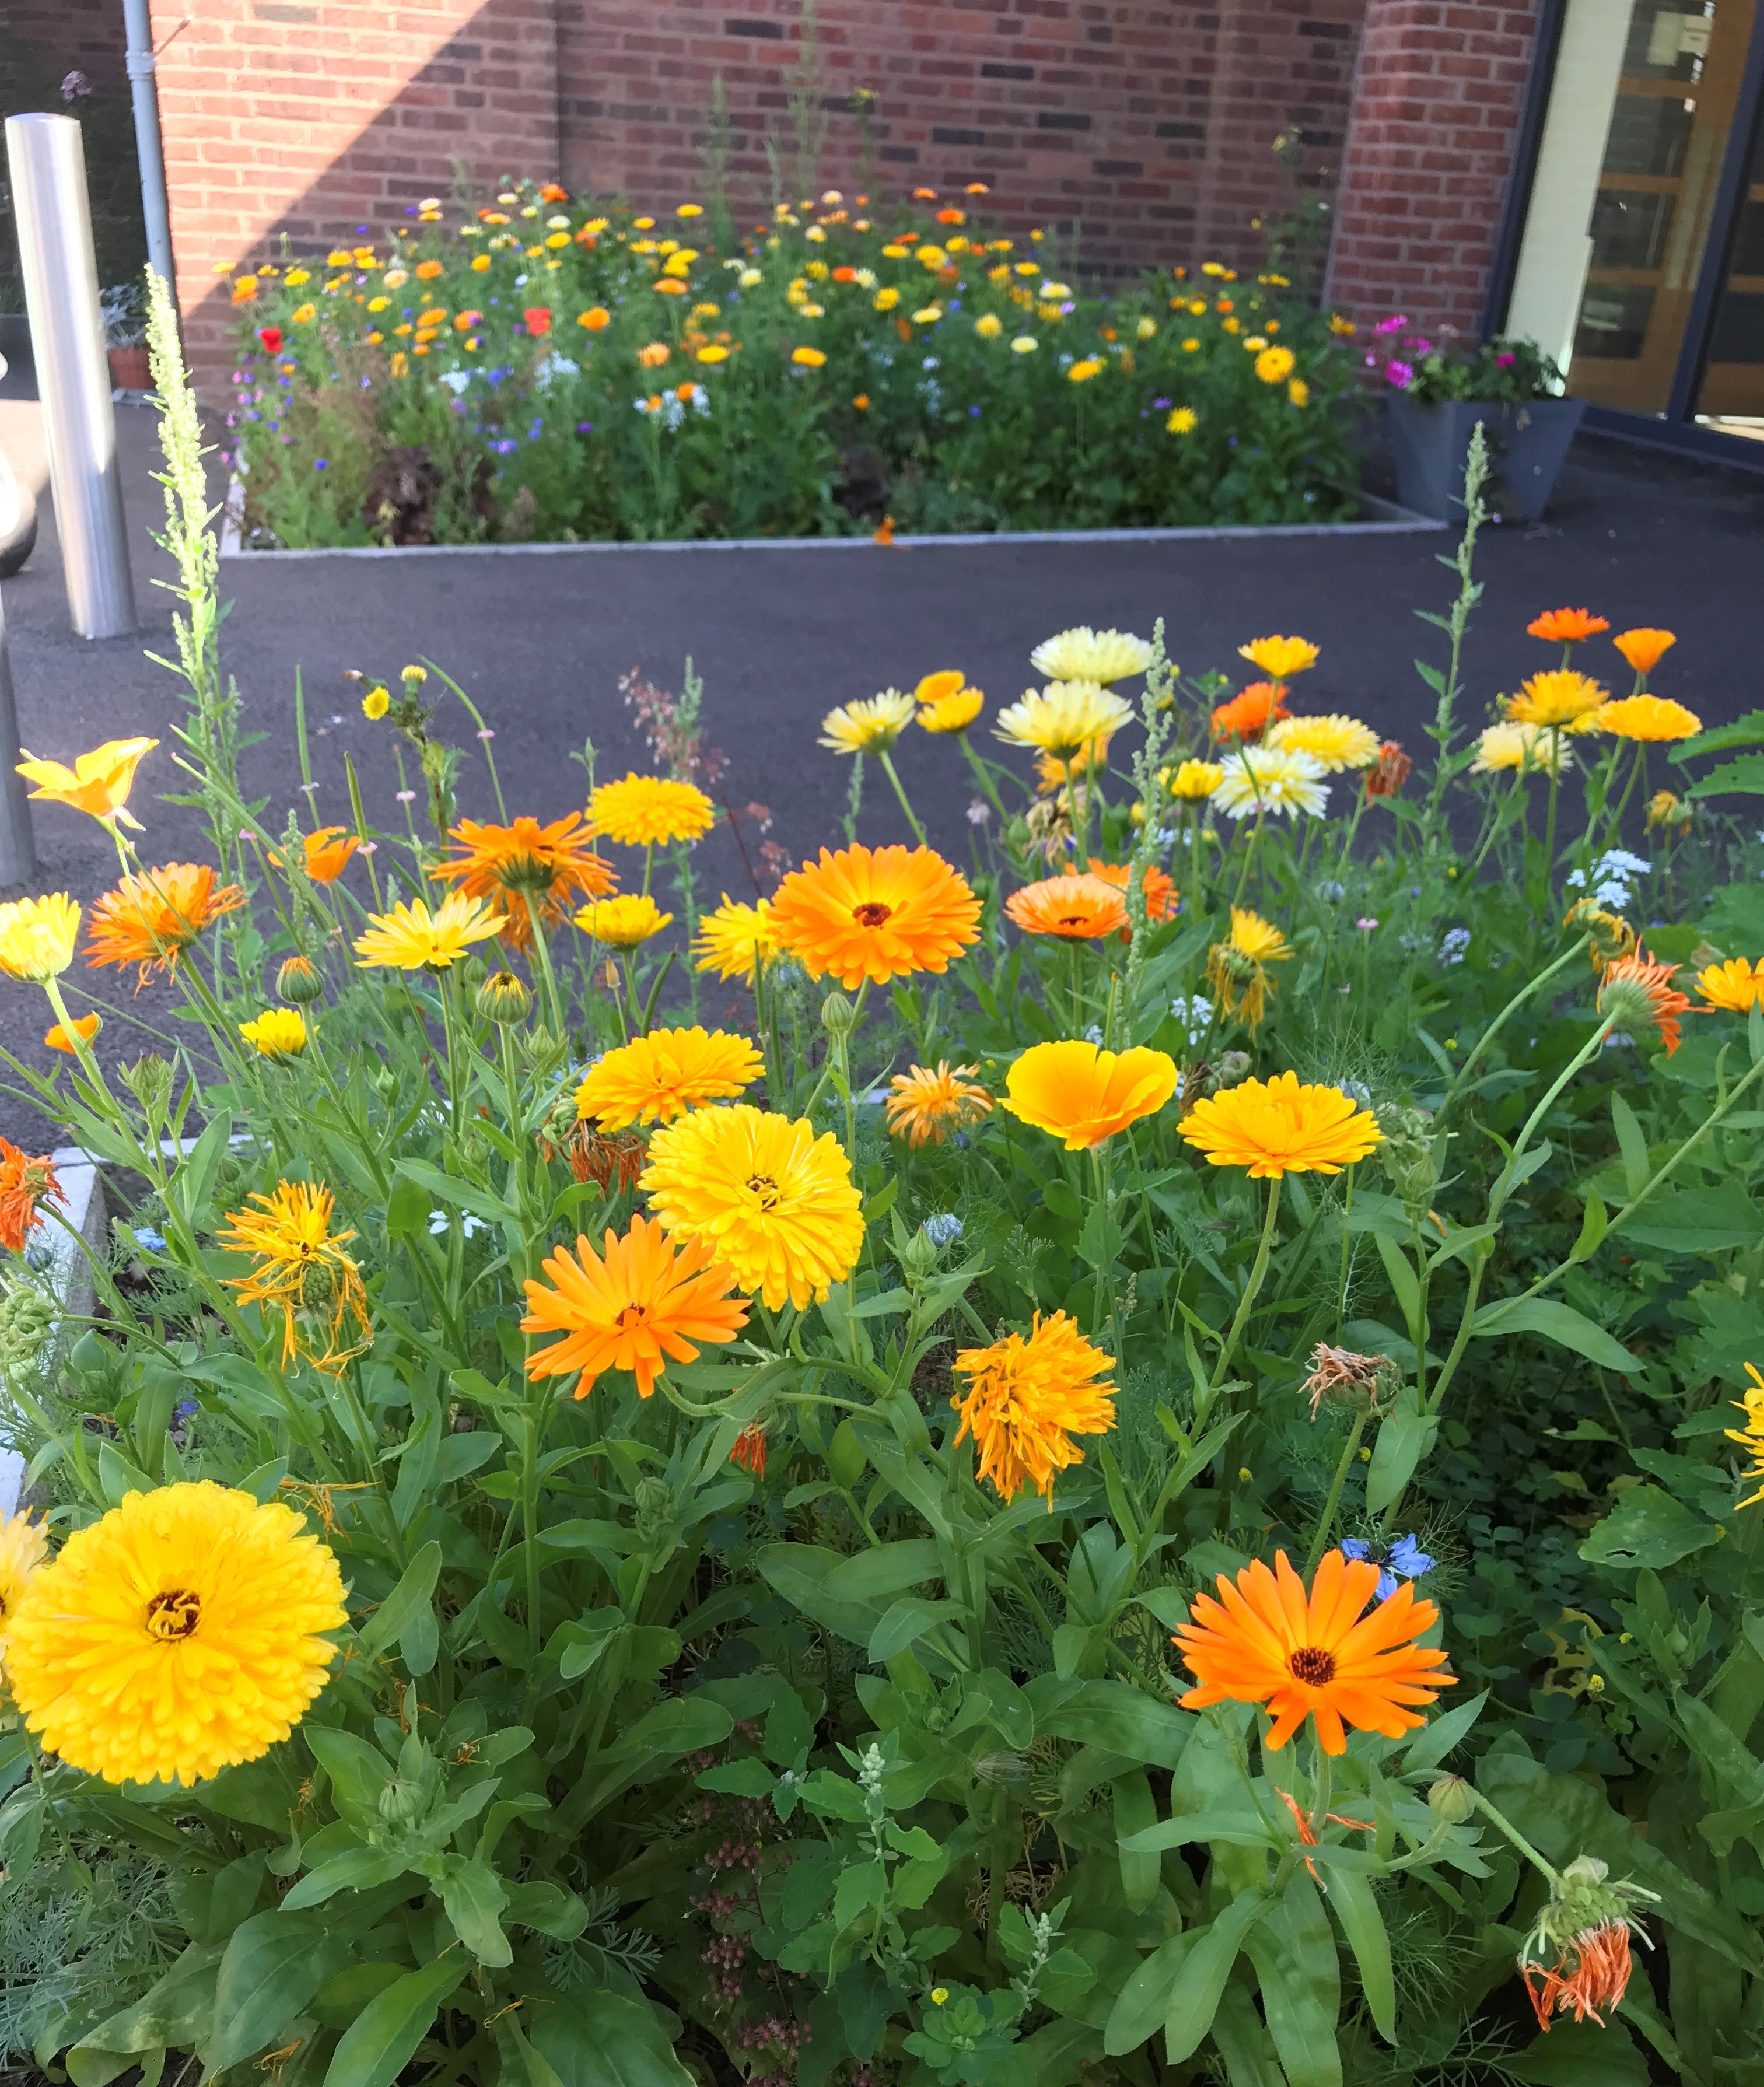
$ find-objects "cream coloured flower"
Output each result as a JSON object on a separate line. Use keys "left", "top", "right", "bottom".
{"left": 1029, "top": 626, "right": 1155, "bottom": 686}
{"left": 994, "top": 682, "right": 1134, "bottom": 759}
{"left": 1471, "top": 722, "right": 1576, "bottom": 775}
{"left": 1210, "top": 746, "right": 1329, "bottom": 820}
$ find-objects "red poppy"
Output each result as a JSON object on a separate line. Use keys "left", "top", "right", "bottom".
{"left": 523, "top": 306, "right": 554, "bottom": 338}
{"left": 257, "top": 326, "right": 283, "bottom": 355}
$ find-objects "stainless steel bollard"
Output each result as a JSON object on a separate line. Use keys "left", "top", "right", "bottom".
{"left": 4, "top": 113, "right": 138, "bottom": 640}
{"left": 0, "top": 583, "right": 38, "bottom": 888}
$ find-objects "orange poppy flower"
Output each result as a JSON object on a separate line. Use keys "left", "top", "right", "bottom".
{"left": 769, "top": 844, "right": 980, "bottom": 988}
{"left": 86, "top": 863, "right": 247, "bottom": 985}
{"left": 1174, "top": 1547, "right": 1454, "bottom": 1753}
{"left": 1597, "top": 947, "right": 1693, "bottom": 1055}
{"left": 15, "top": 736, "right": 158, "bottom": 830}
{"left": 270, "top": 826, "right": 359, "bottom": 884}
{"left": 44, "top": 1013, "right": 102, "bottom": 1055}
{"left": 1005, "top": 873, "right": 1128, "bottom": 940}
{"left": 1612, "top": 627, "right": 1675, "bottom": 677}
{"left": 1527, "top": 607, "right": 1609, "bottom": 643}
{"left": 0, "top": 1138, "right": 62, "bottom": 1251}
{"left": 429, "top": 813, "right": 616, "bottom": 948}
{"left": 1210, "top": 681, "right": 1290, "bottom": 742}
{"left": 1085, "top": 857, "right": 1177, "bottom": 925}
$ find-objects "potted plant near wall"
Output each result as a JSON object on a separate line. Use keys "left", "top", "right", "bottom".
{"left": 101, "top": 281, "right": 151, "bottom": 393}
{"left": 1368, "top": 319, "right": 1584, "bottom": 523}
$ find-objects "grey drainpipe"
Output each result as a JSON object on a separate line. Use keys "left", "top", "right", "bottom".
{"left": 122, "top": 0, "right": 177, "bottom": 296}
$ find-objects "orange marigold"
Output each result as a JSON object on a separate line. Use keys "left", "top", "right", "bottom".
{"left": 86, "top": 863, "right": 247, "bottom": 985}
{"left": 885, "top": 1062, "right": 992, "bottom": 1146}
{"left": 1085, "top": 857, "right": 1177, "bottom": 925}
{"left": 769, "top": 844, "right": 980, "bottom": 988}
{"left": 1598, "top": 947, "right": 1693, "bottom": 1055}
{"left": 1528, "top": 607, "right": 1609, "bottom": 643}
{"left": 0, "top": 1139, "right": 62, "bottom": 1252}
{"left": 1210, "top": 681, "right": 1290, "bottom": 742}
{"left": 1005, "top": 873, "right": 1128, "bottom": 940}
{"left": 1612, "top": 627, "right": 1676, "bottom": 678}
{"left": 430, "top": 813, "right": 615, "bottom": 948}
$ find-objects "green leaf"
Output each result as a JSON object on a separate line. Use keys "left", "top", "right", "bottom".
{"left": 1507, "top": 2018, "right": 1651, "bottom": 2084}
{"left": 1101, "top": 1931, "right": 1190, "bottom": 2058}
{"left": 303, "top": 1729, "right": 391, "bottom": 1819}
{"left": 1609, "top": 1092, "right": 1649, "bottom": 1200}
{"left": 321, "top": 1954, "right": 468, "bottom": 2087}
{"left": 391, "top": 1157, "right": 513, "bottom": 1229}
{"left": 439, "top": 1856, "right": 512, "bottom": 1967}
{"left": 1114, "top": 1770, "right": 1159, "bottom": 1915}
{"left": 281, "top": 1845, "right": 407, "bottom": 1911}
{"left": 1400, "top": 1689, "right": 1488, "bottom": 1775}
{"left": 529, "top": 1991, "right": 697, "bottom": 2087}
{"left": 1366, "top": 1391, "right": 1437, "bottom": 1517}
{"left": 1471, "top": 1296, "right": 1636, "bottom": 1374}
{"left": 1579, "top": 1484, "right": 1723, "bottom": 1571}
{"left": 1568, "top": 1193, "right": 1606, "bottom": 1263}
{"left": 1161, "top": 1890, "right": 1270, "bottom": 2064}
{"left": 1672, "top": 708, "right": 1764, "bottom": 762}
{"left": 1325, "top": 1867, "right": 1394, "bottom": 2043}
{"left": 69, "top": 1943, "right": 222, "bottom": 2078}
{"left": 1245, "top": 1870, "right": 1340, "bottom": 2087}
{"left": 1034, "top": 1680, "right": 1193, "bottom": 1769}
{"left": 174, "top": 1111, "right": 234, "bottom": 1227}
{"left": 1685, "top": 752, "right": 1764, "bottom": 799}
{"left": 206, "top": 1911, "right": 354, "bottom": 2071}
{"left": 832, "top": 1858, "right": 887, "bottom": 1930}
{"left": 867, "top": 1597, "right": 964, "bottom": 1662}
{"left": 355, "top": 1542, "right": 442, "bottom": 1664}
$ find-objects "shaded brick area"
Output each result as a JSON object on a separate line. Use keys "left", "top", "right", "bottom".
{"left": 1326, "top": 0, "right": 1538, "bottom": 338}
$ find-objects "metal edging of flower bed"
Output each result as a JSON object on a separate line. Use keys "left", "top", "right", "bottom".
{"left": 216, "top": 478, "right": 1443, "bottom": 559}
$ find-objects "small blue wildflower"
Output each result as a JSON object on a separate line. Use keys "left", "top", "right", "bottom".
{"left": 175, "top": 1398, "right": 198, "bottom": 1418}
{"left": 1341, "top": 1534, "right": 1434, "bottom": 1602}
{"left": 134, "top": 1227, "right": 168, "bottom": 1252}
{"left": 313, "top": 458, "right": 328, "bottom": 470}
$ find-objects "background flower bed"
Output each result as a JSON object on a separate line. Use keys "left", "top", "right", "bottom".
{"left": 228, "top": 183, "right": 1363, "bottom": 548}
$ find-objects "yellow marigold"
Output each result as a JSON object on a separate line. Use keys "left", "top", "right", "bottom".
{"left": 1288, "top": 379, "right": 1310, "bottom": 408}
{"left": 1068, "top": 357, "right": 1104, "bottom": 383}
{"left": 576, "top": 1025, "right": 764, "bottom": 1130}
{"left": 362, "top": 684, "right": 391, "bottom": 719}
{"left": 238, "top": 1009, "right": 307, "bottom": 1061}
{"left": 1255, "top": 344, "right": 1296, "bottom": 383}
{"left": 522, "top": 1213, "right": 748, "bottom": 1398}
{"left": 640, "top": 1104, "right": 863, "bottom": 1310}
{"left": 0, "top": 1511, "right": 47, "bottom": 1677}
{"left": 289, "top": 303, "right": 317, "bottom": 324}
{"left": 16, "top": 736, "right": 158, "bottom": 830}
{"left": 1472, "top": 723, "right": 1576, "bottom": 775}
{"left": 994, "top": 682, "right": 1134, "bottom": 759}
{"left": 1504, "top": 670, "right": 1608, "bottom": 729}
{"left": 1696, "top": 957, "right": 1764, "bottom": 1013}
{"left": 1588, "top": 695, "right": 1702, "bottom": 742}
{"left": 1264, "top": 713, "right": 1382, "bottom": 772}
{"left": 770, "top": 843, "right": 980, "bottom": 988}
{"left": 219, "top": 1181, "right": 370, "bottom": 1371}
{"left": 577, "top": 894, "right": 673, "bottom": 948}
{"left": 4, "top": 1483, "right": 346, "bottom": 1786}
{"left": 792, "top": 345, "right": 827, "bottom": 367}
{"left": 353, "top": 891, "right": 503, "bottom": 971}
{"left": 974, "top": 312, "right": 1003, "bottom": 339}
{"left": 1205, "top": 906, "right": 1292, "bottom": 1028}
{"left": 694, "top": 895, "right": 778, "bottom": 983}
{"left": 588, "top": 773, "right": 717, "bottom": 849}
{"left": 1238, "top": 635, "right": 1319, "bottom": 678}
{"left": 1182, "top": 1069, "right": 1382, "bottom": 1177}
{"left": 886, "top": 1062, "right": 993, "bottom": 1146}
{"left": 951, "top": 1311, "right": 1116, "bottom": 1503}
{"left": 1726, "top": 1362, "right": 1764, "bottom": 1508}
{"left": 916, "top": 681, "right": 985, "bottom": 734}
{"left": 1002, "top": 1038, "right": 1177, "bottom": 1148}
{"left": 820, "top": 689, "right": 917, "bottom": 755}
{"left": 1163, "top": 758, "right": 1223, "bottom": 800}
{"left": 0, "top": 893, "right": 80, "bottom": 982}
{"left": 1029, "top": 628, "right": 1154, "bottom": 687}
{"left": 1167, "top": 406, "right": 1198, "bottom": 433}
{"left": 87, "top": 864, "right": 246, "bottom": 985}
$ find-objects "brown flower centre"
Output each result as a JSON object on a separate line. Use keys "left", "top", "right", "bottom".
{"left": 1059, "top": 914, "right": 1087, "bottom": 928}
{"left": 852, "top": 901, "right": 894, "bottom": 928}
{"left": 1287, "top": 1645, "right": 1336, "bottom": 1687}
{"left": 746, "top": 1173, "right": 783, "bottom": 1211}
{"left": 146, "top": 1589, "right": 202, "bottom": 1641}
{"left": 615, "top": 1301, "right": 649, "bottom": 1328}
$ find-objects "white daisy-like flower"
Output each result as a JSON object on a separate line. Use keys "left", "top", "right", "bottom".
{"left": 1029, "top": 626, "right": 1156, "bottom": 686}
{"left": 1264, "top": 713, "right": 1381, "bottom": 772}
{"left": 1210, "top": 746, "right": 1329, "bottom": 820}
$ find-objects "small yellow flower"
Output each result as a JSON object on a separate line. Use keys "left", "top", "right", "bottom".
{"left": 1010, "top": 336, "right": 1038, "bottom": 355}
{"left": 1167, "top": 406, "right": 1198, "bottom": 435}
{"left": 1255, "top": 345, "right": 1296, "bottom": 383}
{"left": 577, "top": 894, "right": 673, "bottom": 948}
{"left": 911, "top": 304, "right": 943, "bottom": 325}
{"left": 289, "top": 303, "right": 317, "bottom": 324}
{"left": 874, "top": 288, "right": 901, "bottom": 311}
{"left": 930, "top": 1988, "right": 950, "bottom": 2007}
{"left": 239, "top": 1009, "right": 307, "bottom": 1061}
{"left": 974, "top": 312, "right": 1003, "bottom": 339}
{"left": 361, "top": 684, "right": 390, "bottom": 720}
{"left": 792, "top": 345, "right": 827, "bottom": 367}
{"left": 1068, "top": 358, "right": 1103, "bottom": 383}
{"left": 1182, "top": 337, "right": 1200, "bottom": 352}
{"left": 1289, "top": 378, "right": 1310, "bottom": 408}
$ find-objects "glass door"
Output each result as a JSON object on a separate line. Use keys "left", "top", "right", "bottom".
{"left": 1692, "top": 108, "right": 1764, "bottom": 429}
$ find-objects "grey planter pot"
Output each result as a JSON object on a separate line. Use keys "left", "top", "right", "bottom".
{"left": 1387, "top": 394, "right": 1588, "bottom": 524}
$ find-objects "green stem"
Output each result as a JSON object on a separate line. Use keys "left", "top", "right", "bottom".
{"left": 1471, "top": 1790, "right": 1561, "bottom": 1886}
{"left": 877, "top": 750, "right": 928, "bottom": 846}
{"left": 1436, "top": 934, "right": 1591, "bottom": 1125}
{"left": 1213, "top": 1173, "right": 1282, "bottom": 1395}
{"left": 1305, "top": 1407, "right": 1368, "bottom": 1575}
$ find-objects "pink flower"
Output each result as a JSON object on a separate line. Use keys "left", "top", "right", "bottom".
{"left": 1384, "top": 360, "right": 1413, "bottom": 390}
{"left": 1496, "top": 350, "right": 1517, "bottom": 367}
{"left": 1357, "top": 916, "right": 1379, "bottom": 932}
{"left": 1374, "top": 313, "right": 1410, "bottom": 335}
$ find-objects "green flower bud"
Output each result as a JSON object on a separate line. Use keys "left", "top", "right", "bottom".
{"left": 1427, "top": 1774, "right": 1475, "bottom": 1824}
{"left": 820, "top": 991, "right": 858, "bottom": 1039}
{"left": 477, "top": 970, "right": 532, "bottom": 1024}
{"left": 277, "top": 953, "right": 326, "bottom": 1004}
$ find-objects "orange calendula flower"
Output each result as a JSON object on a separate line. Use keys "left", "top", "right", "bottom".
{"left": 44, "top": 1012, "right": 102, "bottom": 1055}
{"left": 1002, "top": 1038, "right": 1177, "bottom": 1148}
{"left": 16, "top": 737, "right": 158, "bottom": 830}
{"left": 729, "top": 1421, "right": 768, "bottom": 1477}
{"left": 1174, "top": 1547, "right": 1454, "bottom": 1753}
{"left": 1085, "top": 857, "right": 1177, "bottom": 923}
{"left": 1210, "top": 681, "right": 1290, "bottom": 742}
{"left": 1005, "top": 873, "right": 1128, "bottom": 941}
{"left": 86, "top": 864, "right": 247, "bottom": 985}
{"left": 1612, "top": 627, "right": 1675, "bottom": 678}
{"left": 268, "top": 826, "right": 359, "bottom": 884}
{"left": 1588, "top": 694, "right": 1701, "bottom": 742}
{"left": 219, "top": 1181, "right": 370, "bottom": 1372}
{"left": 589, "top": 775, "right": 718, "bottom": 848}
{"left": 951, "top": 1310, "right": 1116, "bottom": 1503}
{"left": 521, "top": 1213, "right": 748, "bottom": 1398}
{"left": 885, "top": 1061, "right": 992, "bottom": 1146}
{"left": 1598, "top": 947, "right": 1692, "bottom": 1054}
{"left": 1181, "top": 1069, "right": 1382, "bottom": 1178}
{"left": 575, "top": 1025, "right": 764, "bottom": 1131}
{"left": 1519, "top": 1856, "right": 1660, "bottom": 2032}
{"left": 916, "top": 675, "right": 985, "bottom": 734}
{"left": 770, "top": 844, "right": 980, "bottom": 989}
{"left": 1237, "top": 635, "right": 1318, "bottom": 680}
{"left": 1503, "top": 670, "right": 1609, "bottom": 730}
{"left": 1527, "top": 607, "right": 1609, "bottom": 644}
{"left": 430, "top": 813, "right": 615, "bottom": 947}
{"left": 1696, "top": 957, "right": 1764, "bottom": 1013}
{"left": 0, "top": 1139, "right": 62, "bottom": 1252}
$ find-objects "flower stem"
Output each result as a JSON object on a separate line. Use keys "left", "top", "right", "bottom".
{"left": 1213, "top": 1173, "right": 1282, "bottom": 1393}
{"left": 878, "top": 750, "right": 928, "bottom": 846}
{"left": 1305, "top": 1406, "right": 1368, "bottom": 1576}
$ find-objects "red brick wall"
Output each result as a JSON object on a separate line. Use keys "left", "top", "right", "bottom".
{"left": 145, "top": 0, "right": 560, "bottom": 382}
{"left": 1325, "top": 0, "right": 1538, "bottom": 339}
{"left": 4, "top": 0, "right": 130, "bottom": 93}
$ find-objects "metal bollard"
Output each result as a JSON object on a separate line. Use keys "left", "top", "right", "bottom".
{"left": 4, "top": 113, "right": 137, "bottom": 640}
{"left": 0, "top": 582, "right": 38, "bottom": 889}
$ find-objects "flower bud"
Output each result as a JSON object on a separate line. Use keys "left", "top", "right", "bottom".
{"left": 1428, "top": 1774, "right": 1475, "bottom": 1824}
{"left": 820, "top": 990, "right": 858, "bottom": 1039}
{"left": 901, "top": 1229, "right": 939, "bottom": 1284}
{"left": 277, "top": 953, "right": 325, "bottom": 1004}
{"left": 477, "top": 970, "right": 532, "bottom": 1024}
{"left": 377, "top": 1776, "right": 426, "bottom": 1827}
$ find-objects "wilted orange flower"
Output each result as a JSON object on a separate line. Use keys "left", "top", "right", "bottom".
{"left": 730, "top": 1422, "right": 768, "bottom": 1477}
{"left": 951, "top": 1311, "right": 1115, "bottom": 1502}
{"left": 1612, "top": 627, "right": 1675, "bottom": 678}
{"left": 1210, "top": 681, "right": 1290, "bottom": 741}
{"left": 1524, "top": 1920, "right": 1637, "bottom": 2032}
{"left": 430, "top": 813, "right": 615, "bottom": 947}
{"left": 885, "top": 1062, "right": 992, "bottom": 1146}
{"left": 1174, "top": 1548, "right": 1454, "bottom": 1753}
{"left": 44, "top": 1013, "right": 102, "bottom": 1055}
{"left": 0, "top": 1139, "right": 62, "bottom": 1252}
{"left": 1598, "top": 947, "right": 1692, "bottom": 1053}
{"left": 1006, "top": 873, "right": 1128, "bottom": 941}
{"left": 1363, "top": 740, "right": 1410, "bottom": 799}
{"left": 86, "top": 864, "right": 247, "bottom": 985}
{"left": 770, "top": 844, "right": 980, "bottom": 988}
{"left": 1528, "top": 607, "right": 1609, "bottom": 643}
{"left": 1085, "top": 858, "right": 1177, "bottom": 923}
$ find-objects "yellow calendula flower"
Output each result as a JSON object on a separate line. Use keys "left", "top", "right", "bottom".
{"left": 995, "top": 682, "right": 1133, "bottom": 761}
{"left": 820, "top": 689, "right": 917, "bottom": 755}
{"left": 353, "top": 891, "right": 504, "bottom": 971}
{"left": 1503, "top": 670, "right": 1608, "bottom": 730}
{"left": 1167, "top": 405, "right": 1198, "bottom": 433}
{"left": 1162, "top": 758, "right": 1224, "bottom": 800}
{"left": 1238, "top": 635, "right": 1318, "bottom": 679}
{"left": 0, "top": 1512, "right": 48, "bottom": 1678}
{"left": 917, "top": 682, "right": 985, "bottom": 734}
{"left": 220, "top": 1180, "right": 371, "bottom": 1372}
{"left": 1206, "top": 907, "right": 1293, "bottom": 1028}
{"left": 791, "top": 345, "right": 827, "bottom": 367}
{"left": 1030, "top": 628, "right": 1153, "bottom": 687}
{"left": 0, "top": 893, "right": 80, "bottom": 982}
{"left": 1588, "top": 695, "right": 1702, "bottom": 742}
{"left": 975, "top": 313, "right": 1003, "bottom": 339}
{"left": 575, "top": 1025, "right": 764, "bottom": 1131}
{"left": 16, "top": 736, "right": 158, "bottom": 830}
{"left": 640, "top": 1104, "right": 863, "bottom": 1311}
{"left": 578, "top": 894, "right": 673, "bottom": 948}
{"left": 1471, "top": 723, "right": 1576, "bottom": 775}
{"left": 1254, "top": 344, "right": 1296, "bottom": 384}
{"left": 1002, "top": 1039, "right": 1177, "bottom": 1148}
{"left": 952, "top": 1311, "right": 1116, "bottom": 1503}
{"left": 1696, "top": 957, "right": 1764, "bottom": 1013}
{"left": 238, "top": 1009, "right": 308, "bottom": 1061}
{"left": 1264, "top": 714, "right": 1382, "bottom": 772}
{"left": 1068, "top": 357, "right": 1104, "bottom": 383}
{"left": 1726, "top": 1363, "right": 1764, "bottom": 1507}
{"left": 4, "top": 1483, "right": 346, "bottom": 1785}
{"left": 1182, "top": 1070, "right": 1382, "bottom": 1178}
{"left": 694, "top": 895, "right": 779, "bottom": 983}
{"left": 589, "top": 774, "right": 717, "bottom": 848}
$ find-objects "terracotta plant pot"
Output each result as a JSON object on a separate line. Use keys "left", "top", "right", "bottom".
{"left": 107, "top": 344, "right": 152, "bottom": 391}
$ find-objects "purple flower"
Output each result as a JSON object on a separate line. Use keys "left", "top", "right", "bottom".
{"left": 1374, "top": 313, "right": 1409, "bottom": 335}
{"left": 1496, "top": 349, "right": 1516, "bottom": 367}
{"left": 576, "top": 419, "right": 594, "bottom": 432}
{"left": 1153, "top": 395, "right": 1171, "bottom": 409}
{"left": 1384, "top": 360, "right": 1413, "bottom": 390}
{"left": 313, "top": 457, "right": 329, "bottom": 470}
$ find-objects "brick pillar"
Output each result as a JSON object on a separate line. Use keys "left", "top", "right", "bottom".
{"left": 145, "top": 0, "right": 561, "bottom": 388}
{"left": 1324, "top": 0, "right": 1539, "bottom": 339}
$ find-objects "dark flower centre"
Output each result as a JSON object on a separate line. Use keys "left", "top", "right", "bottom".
{"left": 852, "top": 901, "right": 894, "bottom": 928}
{"left": 1059, "top": 914, "right": 1086, "bottom": 928}
{"left": 746, "top": 1173, "right": 783, "bottom": 1211}
{"left": 1287, "top": 1645, "right": 1336, "bottom": 1686}
{"left": 615, "top": 1302, "right": 649, "bottom": 1328}
{"left": 146, "top": 1589, "right": 202, "bottom": 1641}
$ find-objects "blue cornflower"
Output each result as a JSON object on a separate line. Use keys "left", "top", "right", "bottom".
{"left": 133, "top": 1226, "right": 168, "bottom": 1252}
{"left": 1341, "top": 1533, "right": 1434, "bottom": 1602}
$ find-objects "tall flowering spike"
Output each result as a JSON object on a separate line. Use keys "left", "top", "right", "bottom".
{"left": 574, "top": 1026, "right": 764, "bottom": 1131}
{"left": 951, "top": 1311, "right": 1116, "bottom": 1502}
{"left": 770, "top": 844, "right": 979, "bottom": 989}
{"left": 1174, "top": 1547, "right": 1454, "bottom": 1753}
{"left": 0, "top": 1139, "right": 64, "bottom": 1252}
{"left": 522, "top": 1213, "right": 749, "bottom": 1398}
{"left": 16, "top": 737, "right": 158, "bottom": 830}
{"left": 219, "top": 1182, "right": 370, "bottom": 1372}
{"left": 429, "top": 813, "right": 614, "bottom": 948}
{"left": 1520, "top": 1855, "right": 1659, "bottom": 2031}
{"left": 86, "top": 864, "right": 246, "bottom": 985}
{"left": 3, "top": 1482, "right": 347, "bottom": 1786}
